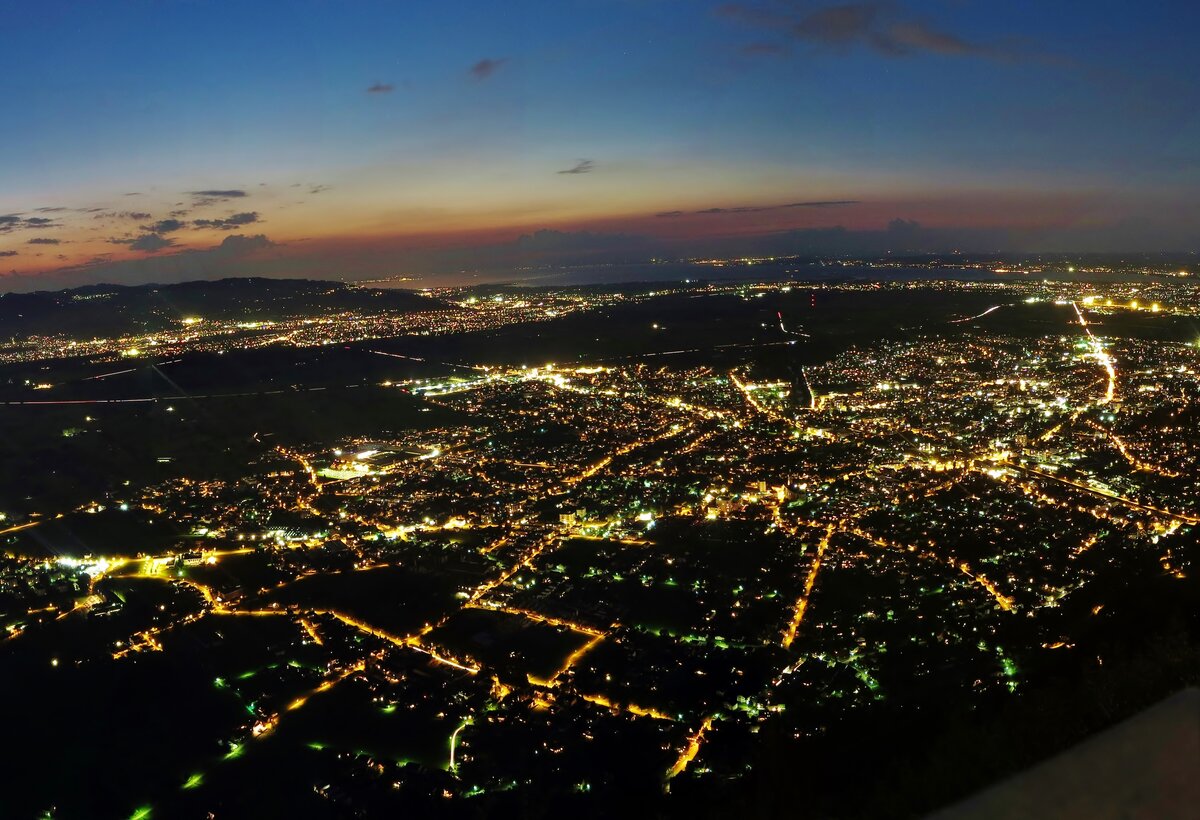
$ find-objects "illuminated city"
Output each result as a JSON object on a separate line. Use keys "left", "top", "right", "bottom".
{"left": 5, "top": 1, "right": 1200, "bottom": 817}
{"left": 2, "top": 270, "right": 1200, "bottom": 816}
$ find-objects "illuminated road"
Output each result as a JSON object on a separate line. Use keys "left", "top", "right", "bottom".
{"left": 1001, "top": 460, "right": 1200, "bottom": 524}
{"left": 527, "top": 634, "right": 606, "bottom": 688}
{"left": 781, "top": 524, "right": 834, "bottom": 649}
{"left": 1071, "top": 301, "right": 1116, "bottom": 405}
{"left": 730, "top": 369, "right": 799, "bottom": 426}
{"left": 448, "top": 717, "right": 472, "bottom": 772}
{"left": 1085, "top": 419, "right": 1182, "bottom": 478}
{"left": 0, "top": 520, "right": 41, "bottom": 536}
{"left": 577, "top": 692, "right": 672, "bottom": 721}
{"left": 955, "top": 561, "right": 1016, "bottom": 612}
{"left": 949, "top": 304, "right": 1006, "bottom": 324}
{"left": 665, "top": 715, "right": 716, "bottom": 786}
{"left": 844, "top": 525, "right": 1017, "bottom": 613}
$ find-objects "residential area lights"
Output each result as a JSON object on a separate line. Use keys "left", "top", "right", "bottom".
{"left": 5, "top": 277, "right": 1200, "bottom": 812}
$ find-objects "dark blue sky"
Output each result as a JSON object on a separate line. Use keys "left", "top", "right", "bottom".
{"left": 3, "top": 1, "right": 1198, "bottom": 288}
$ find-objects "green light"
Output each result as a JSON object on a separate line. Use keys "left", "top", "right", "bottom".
{"left": 224, "top": 742, "right": 243, "bottom": 760}
{"left": 129, "top": 807, "right": 153, "bottom": 820}
{"left": 307, "top": 741, "right": 326, "bottom": 751}
{"left": 182, "top": 773, "right": 203, "bottom": 790}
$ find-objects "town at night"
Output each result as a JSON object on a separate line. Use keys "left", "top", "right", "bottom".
{"left": 3, "top": 266, "right": 1200, "bottom": 817}
{"left": 4, "top": 1, "right": 1200, "bottom": 817}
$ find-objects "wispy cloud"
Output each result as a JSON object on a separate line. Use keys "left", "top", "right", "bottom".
{"left": 873, "top": 20, "right": 983, "bottom": 58}
{"left": 718, "top": 2, "right": 1038, "bottom": 61}
{"left": 189, "top": 189, "right": 246, "bottom": 199}
{"left": 366, "top": 82, "right": 394, "bottom": 93}
{"left": 27, "top": 237, "right": 61, "bottom": 245}
{"left": 469, "top": 57, "right": 508, "bottom": 80}
{"left": 19, "top": 234, "right": 277, "bottom": 290}
{"left": 145, "top": 218, "right": 186, "bottom": 234}
{"left": 558, "top": 159, "right": 595, "bottom": 175}
{"left": 0, "top": 214, "right": 61, "bottom": 233}
{"left": 194, "top": 212, "right": 260, "bottom": 230}
{"left": 657, "top": 199, "right": 859, "bottom": 217}
{"left": 188, "top": 189, "right": 248, "bottom": 208}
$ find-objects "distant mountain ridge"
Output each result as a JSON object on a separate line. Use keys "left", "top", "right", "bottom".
{"left": 0, "top": 277, "right": 448, "bottom": 339}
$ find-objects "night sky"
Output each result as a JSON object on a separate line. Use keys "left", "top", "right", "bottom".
{"left": 3, "top": 1, "right": 1198, "bottom": 289}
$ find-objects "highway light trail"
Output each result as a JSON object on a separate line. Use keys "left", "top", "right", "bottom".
{"left": 370, "top": 349, "right": 482, "bottom": 372}
{"left": 82, "top": 367, "right": 136, "bottom": 380}
{"left": 1071, "top": 301, "right": 1116, "bottom": 405}
{"left": 799, "top": 366, "right": 817, "bottom": 411}
{"left": 777, "top": 311, "right": 810, "bottom": 337}
{"left": 949, "top": 304, "right": 1005, "bottom": 323}
{"left": 0, "top": 520, "right": 40, "bottom": 536}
